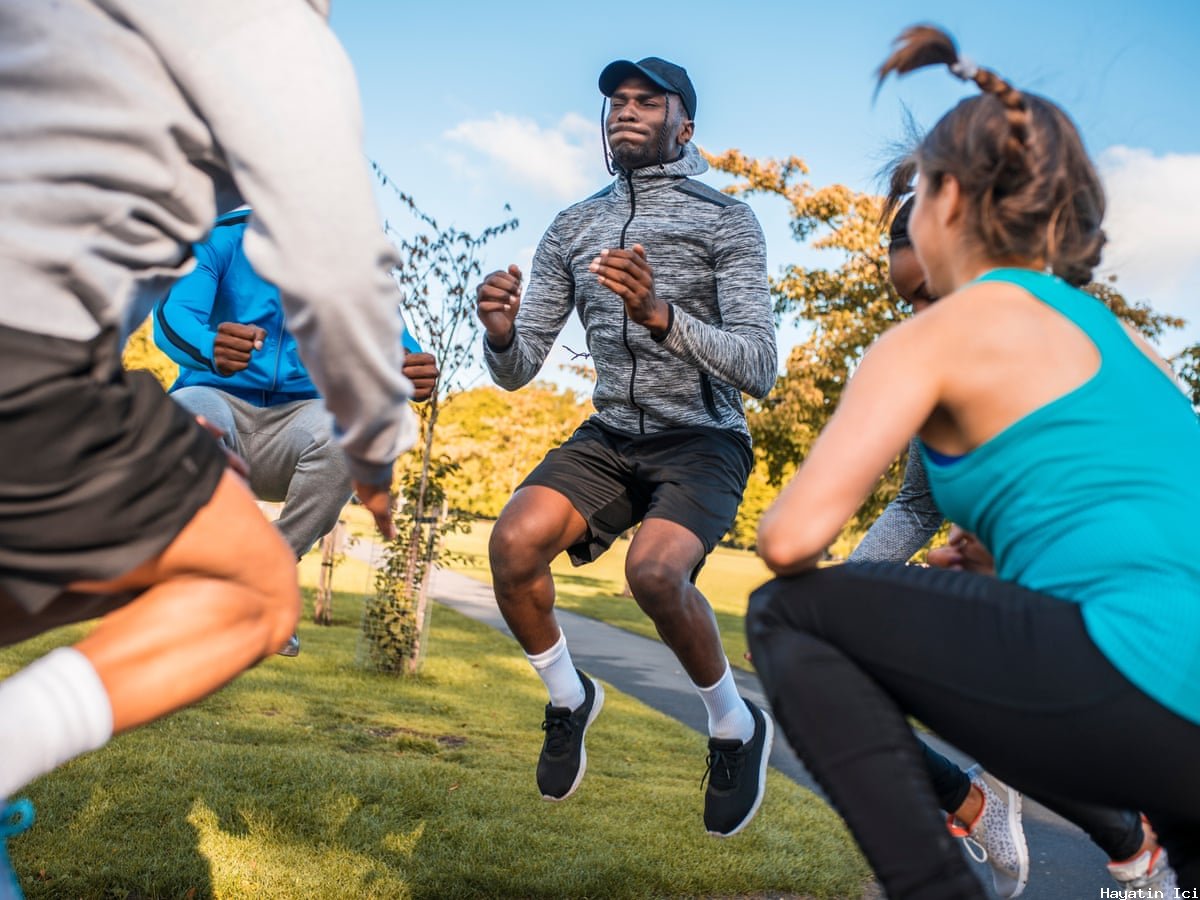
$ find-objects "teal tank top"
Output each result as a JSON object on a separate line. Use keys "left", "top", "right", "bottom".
{"left": 921, "top": 269, "right": 1200, "bottom": 725}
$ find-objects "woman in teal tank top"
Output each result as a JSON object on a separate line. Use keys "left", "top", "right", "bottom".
{"left": 747, "top": 25, "right": 1200, "bottom": 900}
{"left": 847, "top": 199, "right": 1166, "bottom": 898}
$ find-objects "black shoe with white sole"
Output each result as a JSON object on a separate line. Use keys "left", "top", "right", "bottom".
{"left": 703, "top": 699, "right": 773, "bottom": 837}
{"left": 536, "top": 669, "right": 605, "bottom": 801}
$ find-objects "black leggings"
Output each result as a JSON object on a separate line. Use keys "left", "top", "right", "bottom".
{"left": 921, "top": 738, "right": 1143, "bottom": 861}
{"left": 746, "top": 563, "right": 1200, "bottom": 900}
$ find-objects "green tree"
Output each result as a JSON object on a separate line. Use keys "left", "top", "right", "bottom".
{"left": 704, "top": 147, "right": 1189, "bottom": 552}
{"left": 435, "top": 384, "right": 591, "bottom": 518}
{"left": 1172, "top": 343, "right": 1200, "bottom": 408}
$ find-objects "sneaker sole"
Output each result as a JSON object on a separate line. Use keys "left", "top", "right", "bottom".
{"left": 707, "top": 708, "right": 774, "bottom": 838}
{"left": 978, "top": 769, "right": 1030, "bottom": 899}
{"left": 541, "top": 680, "right": 605, "bottom": 802}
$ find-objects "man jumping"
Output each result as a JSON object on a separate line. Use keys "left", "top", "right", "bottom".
{"left": 475, "top": 56, "right": 777, "bottom": 837}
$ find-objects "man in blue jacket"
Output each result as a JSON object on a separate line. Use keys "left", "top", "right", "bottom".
{"left": 155, "top": 210, "right": 438, "bottom": 655}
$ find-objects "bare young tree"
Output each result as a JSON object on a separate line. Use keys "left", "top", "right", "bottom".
{"left": 360, "top": 165, "right": 518, "bottom": 674}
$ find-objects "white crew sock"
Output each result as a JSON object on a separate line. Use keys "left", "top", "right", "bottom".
{"left": 0, "top": 647, "right": 114, "bottom": 797}
{"left": 526, "top": 631, "right": 586, "bottom": 711}
{"left": 696, "top": 662, "right": 754, "bottom": 743}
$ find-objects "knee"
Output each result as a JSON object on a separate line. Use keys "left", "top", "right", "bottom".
{"left": 171, "top": 388, "right": 235, "bottom": 444}
{"left": 746, "top": 580, "right": 782, "bottom": 632}
{"left": 488, "top": 516, "right": 547, "bottom": 590}
{"left": 296, "top": 425, "right": 350, "bottom": 481}
{"left": 626, "top": 557, "right": 688, "bottom": 616}
{"left": 303, "top": 426, "right": 343, "bottom": 461}
{"left": 746, "top": 576, "right": 816, "bottom": 647}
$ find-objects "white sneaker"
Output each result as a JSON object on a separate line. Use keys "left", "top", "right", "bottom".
{"left": 946, "top": 766, "right": 1030, "bottom": 898}
{"left": 1108, "top": 847, "right": 1178, "bottom": 894}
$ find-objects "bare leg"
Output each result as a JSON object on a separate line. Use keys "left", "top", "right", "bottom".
{"left": 624, "top": 518, "right": 725, "bottom": 686}
{"left": 488, "top": 486, "right": 588, "bottom": 655}
{"left": 70, "top": 470, "right": 299, "bottom": 732}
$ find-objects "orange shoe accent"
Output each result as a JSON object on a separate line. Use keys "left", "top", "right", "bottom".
{"left": 945, "top": 791, "right": 986, "bottom": 838}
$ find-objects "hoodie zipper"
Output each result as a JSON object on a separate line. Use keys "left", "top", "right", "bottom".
{"left": 618, "top": 170, "right": 646, "bottom": 433}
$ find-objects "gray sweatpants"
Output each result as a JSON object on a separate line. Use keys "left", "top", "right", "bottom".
{"left": 171, "top": 387, "right": 351, "bottom": 558}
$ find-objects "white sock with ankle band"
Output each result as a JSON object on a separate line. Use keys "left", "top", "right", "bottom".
{"left": 695, "top": 662, "right": 754, "bottom": 743}
{"left": 526, "top": 631, "right": 586, "bottom": 710}
{"left": 0, "top": 646, "right": 114, "bottom": 797}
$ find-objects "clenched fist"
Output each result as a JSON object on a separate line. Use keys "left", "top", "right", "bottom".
{"left": 589, "top": 244, "right": 670, "bottom": 336}
{"left": 475, "top": 264, "right": 522, "bottom": 349}
{"left": 213, "top": 322, "right": 266, "bottom": 376}
{"left": 402, "top": 351, "right": 440, "bottom": 402}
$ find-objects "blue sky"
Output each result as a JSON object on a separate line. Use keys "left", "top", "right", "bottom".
{"left": 332, "top": 0, "right": 1200, "bottom": 389}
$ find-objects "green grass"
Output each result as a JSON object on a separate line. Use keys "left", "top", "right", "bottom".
{"left": 1, "top": 575, "right": 868, "bottom": 898}
{"left": 442, "top": 520, "right": 772, "bottom": 671}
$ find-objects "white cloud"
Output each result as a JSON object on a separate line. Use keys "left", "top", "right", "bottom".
{"left": 1098, "top": 146, "right": 1200, "bottom": 349}
{"left": 444, "top": 113, "right": 597, "bottom": 201}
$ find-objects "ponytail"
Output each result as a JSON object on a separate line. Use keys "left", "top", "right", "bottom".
{"left": 876, "top": 25, "right": 1105, "bottom": 285}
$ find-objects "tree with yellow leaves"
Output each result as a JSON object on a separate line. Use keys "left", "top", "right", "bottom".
{"left": 122, "top": 317, "right": 177, "bottom": 390}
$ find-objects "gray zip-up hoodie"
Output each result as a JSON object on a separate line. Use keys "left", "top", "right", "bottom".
{"left": 0, "top": 0, "right": 413, "bottom": 484}
{"left": 484, "top": 143, "right": 776, "bottom": 440}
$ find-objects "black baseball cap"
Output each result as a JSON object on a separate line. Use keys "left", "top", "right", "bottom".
{"left": 599, "top": 57, "right": 696, "bottom": 120}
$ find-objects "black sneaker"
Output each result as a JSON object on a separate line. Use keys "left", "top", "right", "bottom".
{"left": 536, "top": 669, "right": 605, "bottom": 801}
{"left": 703, "top": 698, "right": 774, "bottom": 837}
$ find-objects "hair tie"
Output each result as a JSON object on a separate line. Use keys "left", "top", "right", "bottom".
{"left": 949, "top": 55, "right": 978, "bottom": 81}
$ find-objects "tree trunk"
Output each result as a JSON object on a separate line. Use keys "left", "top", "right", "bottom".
{"left": 405, "top": 499, "right": 446, "bottom": 675}
{"left": 313, "top": 520, "right": 343, "bottom": 625}
{"left": 402, "top": 402, "right": 439, "bottom": 674}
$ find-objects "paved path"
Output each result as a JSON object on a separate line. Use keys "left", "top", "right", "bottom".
{"left": 349, "top": 540, "right": 1115, "bottom": 898}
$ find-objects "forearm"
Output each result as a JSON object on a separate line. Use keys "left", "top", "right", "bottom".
{"left": 850, "top": 500, "right": 942, "bottom": 563}
{"left": 483, "top": 234, "right": 571, "bottom": 390}
{"left": 851, "top": 439, "right": 943, "bottom": 563}
{"left": 153, "top": 302, "right": 216, "bottom": 371}
{"left": 656, "top": 307, "right": 777, "bottom": 397}
{"left": 483, "top": 326, "right": 545, "bottom": 391}
{"left": 251, "top": 212, "right": 417, "bottom": 480}
{"left": 281, "top": 270, "right": 417, "bottom": 483}
{"left": 655, "top": 204, "right": 777, "bottom": 397}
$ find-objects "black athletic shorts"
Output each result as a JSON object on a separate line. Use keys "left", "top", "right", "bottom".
{"left": 0, "top": 323, "right": 226, "bottom": 642}
{"left": 520, "top": 418, "right": 753, "bottom": 569}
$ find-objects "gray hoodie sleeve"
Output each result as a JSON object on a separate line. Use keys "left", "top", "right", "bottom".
{"left": 657, "top": 203, "right": 777, "bottom": 398}
{"left": 112, "top": 0, "right": 416, "bottom": 484}
{"left": 850, "top": 440, "right": 944, "bottom": 563}
{"left": 483, "top": 217, "right": 575, "bottom": 390}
